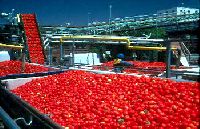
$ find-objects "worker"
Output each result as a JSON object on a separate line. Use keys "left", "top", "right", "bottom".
{"left": 113, "top": 53, "right": 133, "bottom": 73}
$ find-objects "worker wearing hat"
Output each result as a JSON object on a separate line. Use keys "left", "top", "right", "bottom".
{"left": 113, "top": 53, "right": 133, "bottom": 73}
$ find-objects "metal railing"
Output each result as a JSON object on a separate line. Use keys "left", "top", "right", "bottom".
{"left": 40, "top": 12, "right": 199, "bottom": 35}
{"left": 179, "top": 42, "right": 191, "bottom": 62}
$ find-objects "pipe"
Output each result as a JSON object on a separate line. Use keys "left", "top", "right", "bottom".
{"left": 0, "top": 43, "right": 23, "bottom": 50}
{"left": 128, "top": 46, "right": 177, "bottom": 51}
{"left": 14, "top": 116, "right": 33, "bottom": 126}
{"left": 60, "top": 35, "right": 129, "bottom": 43}
{"left": 0, "top": 106, "right": 20, "bottom": 129}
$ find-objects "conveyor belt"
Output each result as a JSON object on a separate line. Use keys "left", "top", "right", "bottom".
{"left": 21, "top": 14, "right": 45, "bottom": 64}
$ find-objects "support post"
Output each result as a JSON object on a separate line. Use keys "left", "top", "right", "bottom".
{"left": 21, "top": 48, "right": 26, "bottom": 73}
{"left": 60, "top": 42, "right": 63, "bottom": 65}
{"left": 48, "top": 46, "right": 52, "bottom": 65}
{"left": 166, "top": 40, "right": 171, "bottom": 78}
{"left": 72, "top": 41, "right": 75, "bottom": 67}
{"left": 92, "top": 53, "right": 94, "bottom": 65}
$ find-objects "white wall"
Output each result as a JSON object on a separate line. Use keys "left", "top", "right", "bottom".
{"left": 0, "top": 51, "right": 10, "bottom": 62}
{"left": 177, "top": 7, "right": 199, "bottom": 15}
{"left": 72, "top": 53, "right": 101, "bottom": 65}
{"left": 157, "top": 7, "right": 199, "bottom": 16}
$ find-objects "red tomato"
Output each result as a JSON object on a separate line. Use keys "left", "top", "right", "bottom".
{"left": 11, "top": 70, "right": 199, "bottom": 128}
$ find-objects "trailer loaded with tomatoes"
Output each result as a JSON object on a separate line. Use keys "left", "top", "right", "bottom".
{"left": 0, "top": 66, "right": 199, "bottom": 128}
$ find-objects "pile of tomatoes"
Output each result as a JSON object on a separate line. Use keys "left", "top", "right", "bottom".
{"left": 0, "top": 60, "right": 49, "bottom": 77}
{"left": 101, "top": 61, "right": 166, "bottom": 68}
{"left": 93, "top": 61, "right": 179, "bottom": 75}
{"left": 93, "top": 61, "right": 172, "bottom": 70}
{"left": 12, "top": 70, "right": 199, "bottom": 128}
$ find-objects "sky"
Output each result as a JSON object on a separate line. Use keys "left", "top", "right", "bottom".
{"left": 0, "top": 0, "right": 199, "bottom": 26}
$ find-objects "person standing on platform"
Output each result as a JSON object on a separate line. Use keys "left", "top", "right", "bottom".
{"left": 113, "top": 53, "right": 134, "bottom": 73}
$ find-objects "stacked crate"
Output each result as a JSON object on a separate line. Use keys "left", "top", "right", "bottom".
{"left": 21, "top": 14, "right": 45, "bottom": 64}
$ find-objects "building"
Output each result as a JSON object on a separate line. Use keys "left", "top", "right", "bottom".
{"left": 157, "top": 7, "right": 199, "bottom": 16}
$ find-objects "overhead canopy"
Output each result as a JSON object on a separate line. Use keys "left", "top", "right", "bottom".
{"left": 60, "top": 35, "right": 177, "bottom": 51}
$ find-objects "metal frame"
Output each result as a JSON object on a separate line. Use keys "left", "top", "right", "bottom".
{"left": 60, "top": 35, "right": 177, "bottom": 51}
